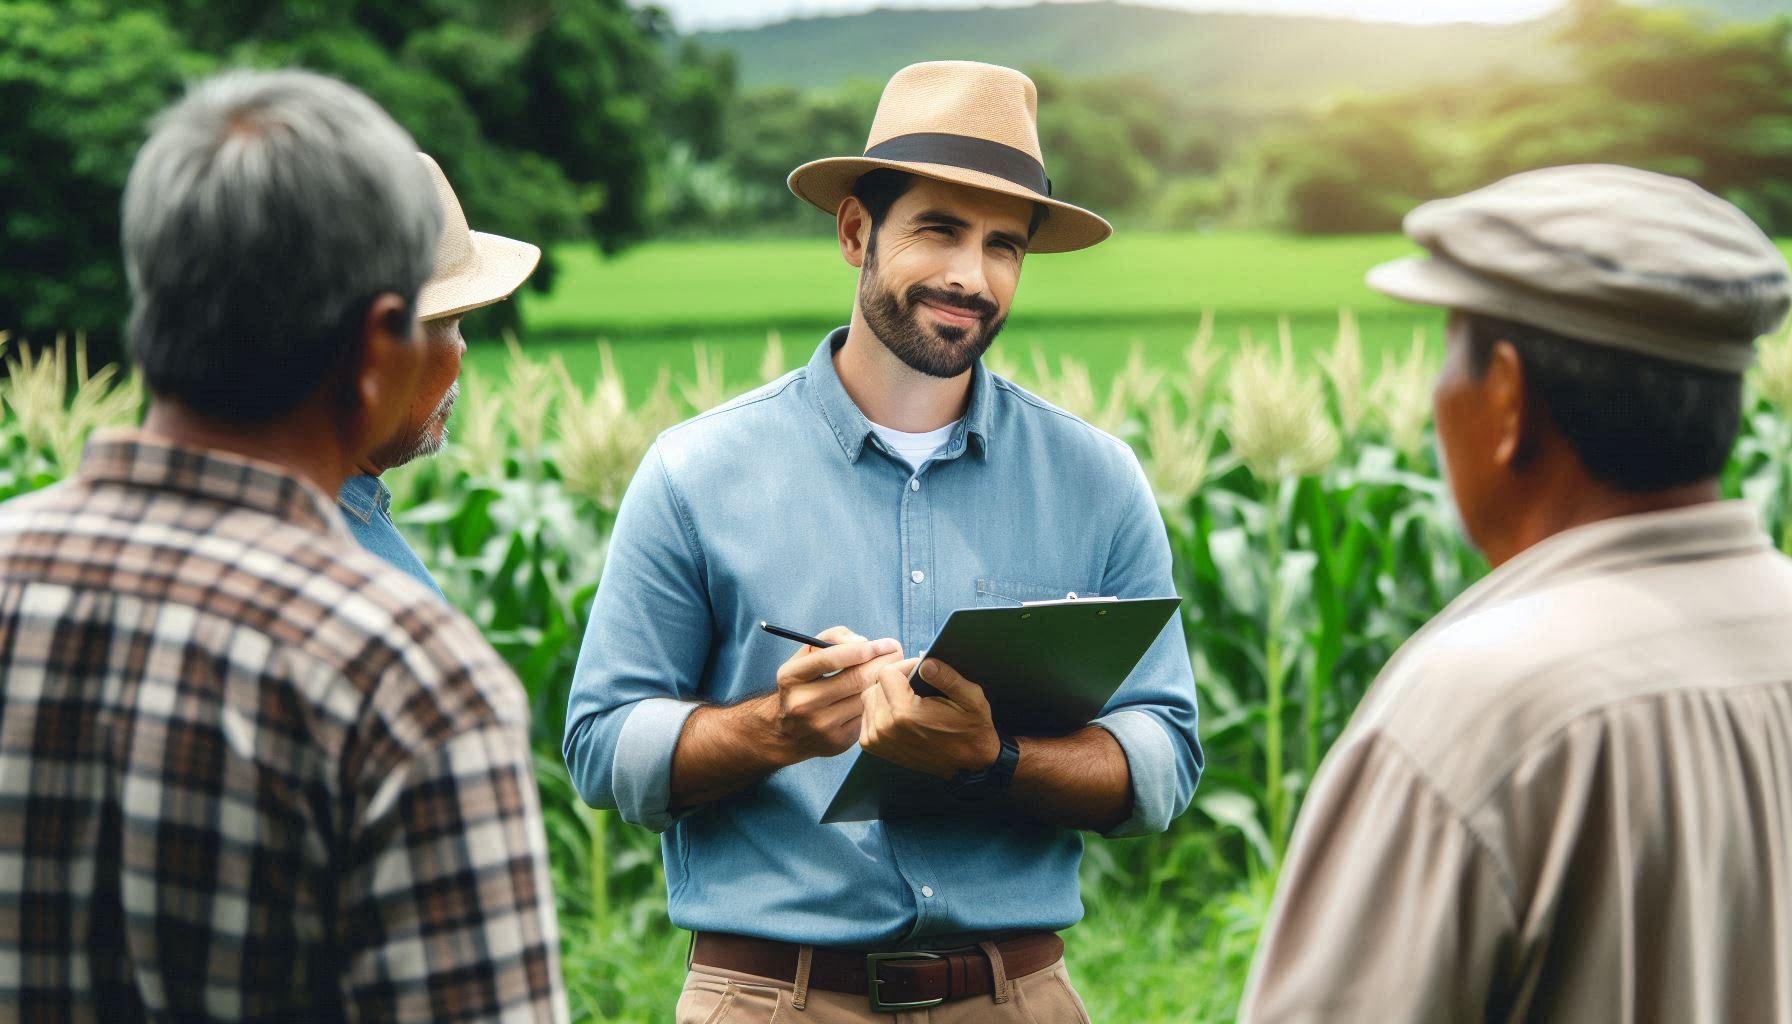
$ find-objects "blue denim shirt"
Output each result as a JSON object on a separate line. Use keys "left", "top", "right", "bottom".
{"left": 337, "top": 473, "right": 444, "bottom": 598}
{"left": 564, "top": 329, "right": 1202, "bottom": 947}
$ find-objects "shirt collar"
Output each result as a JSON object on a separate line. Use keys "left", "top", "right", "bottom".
{"left": 805, "top": 326, "right": 994, "bottom": 465}
{"left": 336, "top": 472, "right": 392, "bottom": 524}
{"left": 79, "top": 429, "right": 348, "bottom": 538}
{"left": 1436, "top": 500, "right": 1770, "bottom": 631}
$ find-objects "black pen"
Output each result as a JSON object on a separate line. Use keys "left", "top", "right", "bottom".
{"left": 759, "top": 621, "right": 836, "bottom": 649}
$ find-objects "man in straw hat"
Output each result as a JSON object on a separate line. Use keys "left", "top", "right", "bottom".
{"left": 337, "top": 152, "right": 539, "bottom": 594}
{"left": 1241, "top": 164, "right": 1792, "bottom": 1023}
{"left": 0, "top": 69, "right": 565, "bottom": 1019}
{"left": 565, "top": 61, "right": 1200, "bottom": 1021}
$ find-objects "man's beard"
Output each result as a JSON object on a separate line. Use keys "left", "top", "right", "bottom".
{"left": 859, "top": 253, "right": 1006, "bottom": 379}
{"left": 369, "top": 380, "right": 458, "bottom": 470}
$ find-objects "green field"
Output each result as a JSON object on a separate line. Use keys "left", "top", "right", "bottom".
{"left": 491, "top": 231, "right": 1792, "bottom": 401}
{"left": 518, "top": 232, "right": 1434, "bottom": 329}
{"left": 486, "top": 232, "right": 1443, "bottom": 396}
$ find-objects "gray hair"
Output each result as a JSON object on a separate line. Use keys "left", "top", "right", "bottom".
{"left": 122, "top": 69, "right": 442, "bottom": 423}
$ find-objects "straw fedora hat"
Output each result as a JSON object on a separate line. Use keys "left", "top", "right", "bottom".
{"left": 787, "top": 61, "right": 1111, "bottom": 253}
{"left": 414, "top": 153, "right": 542, "bottom": 320}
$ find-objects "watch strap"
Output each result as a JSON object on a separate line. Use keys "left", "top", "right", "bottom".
{"left": 947, "top": 732, "right": 1020, "bottom": 802}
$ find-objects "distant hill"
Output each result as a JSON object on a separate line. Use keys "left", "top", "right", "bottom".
{"left": 1649, "top": 0, "right": 1792, "bottom": 19}
{"left": 694, "top": 0, "right": 1785, "bottom": 112}
{"left": 694, "top": 2, "right": 1564, "bottom": 112}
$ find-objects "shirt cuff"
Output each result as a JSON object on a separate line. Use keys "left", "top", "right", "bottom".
{"left": 611, "top": 697, "right": 702, "bottom": 833}
{"left": 1091, "top": 709, "right": 1179, "bottom": 838}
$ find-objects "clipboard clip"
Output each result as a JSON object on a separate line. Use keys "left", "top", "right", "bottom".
{"left": 1020, "top": 592, "right": 1120, "bottom": 606}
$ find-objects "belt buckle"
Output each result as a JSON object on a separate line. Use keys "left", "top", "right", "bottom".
{"left": 866, "top": 950, "right": 945, "bottom": 1012}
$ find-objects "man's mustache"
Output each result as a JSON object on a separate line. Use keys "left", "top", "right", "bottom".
{"left": 905, "top": 285, "right": 998, "bottom": 322}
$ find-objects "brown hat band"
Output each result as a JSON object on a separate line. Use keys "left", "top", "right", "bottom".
{"left": 863, "top": 132, "right": 1051, "bottom": 197}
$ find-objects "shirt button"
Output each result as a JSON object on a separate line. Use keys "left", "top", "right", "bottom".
{"left": 910, "top": 478, "right": 920, "bottom": 491}
{"left": 921, "top": 886, "right": 935, "bottom": 898}
{"left": 910, "top": 570, "right": 925, "bottom": 584}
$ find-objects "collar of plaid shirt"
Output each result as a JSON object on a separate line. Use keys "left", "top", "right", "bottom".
{"left": 80, "top": 429, "right": 349, "bottom": 537}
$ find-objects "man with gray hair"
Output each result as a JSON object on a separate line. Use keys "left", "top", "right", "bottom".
{"left": 0, "top": 69, "right": 566, "bottom": 1020}
{"left": 1242, "top": 165, "right": 1792, "bottom": 1022}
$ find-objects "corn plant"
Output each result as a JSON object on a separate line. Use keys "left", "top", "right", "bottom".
{"left": 1739, "top": 322, "right": 1792, "bottom": 555}
{"left": 0, "top": 334, "right": 143, "bottom": 497}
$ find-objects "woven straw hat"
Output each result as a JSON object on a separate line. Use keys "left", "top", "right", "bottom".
{"left": 787, "top": 61, "right": 1111, "bottom": 253}
{"left": 414, "top": 153, "right": 542, "bottom": 321}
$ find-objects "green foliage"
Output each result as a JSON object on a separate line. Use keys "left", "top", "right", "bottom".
{"left": 0, "top": 0, "right": 738, "bottom": 355}
{"left": 698, "top": 80, "right": 883, "bottom": 226}
{"left": 0, "top": 1, "right": 209, "bottom": 357}
{"left": 1240, "top": 3, "right": 1792, "bottom": 233}
{"left": 1234, "top": 94, "right": 1447, "bottom": 234}
{"left": 677, "top": 2, "right": 1789, "bottom": 238}
{"left": 1543, "top": 4, "right": 1792, "bottom": 227}
{"left": 1033, "top": 71, "right": 1162, "bottom": 214}
{"left": 658, "top": 67, "right": 1230, "bottom": 232}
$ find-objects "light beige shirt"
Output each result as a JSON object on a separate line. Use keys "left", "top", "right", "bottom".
{"left": 1242, "top": 501, "right": 1792, "bottom": 1023}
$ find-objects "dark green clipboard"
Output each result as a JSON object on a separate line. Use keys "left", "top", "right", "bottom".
{"left": 820, "top": 595, "right": 1181, "bottom": 824}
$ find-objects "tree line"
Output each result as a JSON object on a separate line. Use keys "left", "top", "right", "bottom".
{"left": 2, "top": 0, "right": 728, "bottom": 353}
{"left": 668, "top": 1, "right": 1791, "bottom": 239}
{"left": 3, "top": 0, "right": 1787, "bottom": 356}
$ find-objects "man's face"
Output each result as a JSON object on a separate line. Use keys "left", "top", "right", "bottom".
{"left": 366, "top": 313, "right": 464, "bottom": 471}
{"left": 855, "top": 177, "right": 1031, "bottom": 378}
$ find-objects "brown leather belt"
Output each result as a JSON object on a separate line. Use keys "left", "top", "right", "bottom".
{"left": 690, "top": 931, "right": 1064, "bottom": 1011}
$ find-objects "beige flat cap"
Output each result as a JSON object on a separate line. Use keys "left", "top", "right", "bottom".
{"left": 415, "top": 153, "right": 541, "bottom": 321}
{"left": 787, "top": 61, "right": 1111, "bottom": 253}
{"left": 1368, "top": 164, "right": 1791, "bottom": 372}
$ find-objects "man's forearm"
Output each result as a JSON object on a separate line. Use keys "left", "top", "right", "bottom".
{"left": 667, "top": 636, "right": 900, "bottom": 811}
{"left": 1008, "top": 725, "right": 1133, "bottom": 833}
{"left": 668, "top": 696, "right": 790, "bottom": 809}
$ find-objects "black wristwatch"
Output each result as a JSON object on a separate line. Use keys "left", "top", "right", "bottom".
{"left": 946, "top": 732, "right": 1020, "bottom": 803}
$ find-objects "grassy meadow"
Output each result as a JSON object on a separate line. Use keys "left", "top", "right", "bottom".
{"left": 487, "top": 231, "right": 1445, "bottom": 395}
{"left": 490, "top": 229, "right": 1792, "bottom": 396}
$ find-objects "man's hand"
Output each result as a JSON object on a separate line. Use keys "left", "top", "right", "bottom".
{"left": 762, "top": 626, "right": 904, "bottom": 766}
{"left": 669, "top": 627, "right": 901, "bottom": 809}
{"left": 859, "top": 658, "right": 1001, "bottom": 779}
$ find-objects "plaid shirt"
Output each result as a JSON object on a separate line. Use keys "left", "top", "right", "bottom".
{"left": 0, "top": 433, "right": 566, "bottom": 1022}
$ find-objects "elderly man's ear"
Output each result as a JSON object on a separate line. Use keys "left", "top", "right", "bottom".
{"left": 1480, "top": 339, "right": 1529, "bottom": 472}
{"left": 342, "top": 292, "right": 425, "bottom": 455}
{"left": 1482, "top": 339, "right": 1556, "bottom": 476}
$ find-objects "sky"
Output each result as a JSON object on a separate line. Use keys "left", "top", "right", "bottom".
{"left": 647, "top": 0, "right": 1569, "bottom": 32}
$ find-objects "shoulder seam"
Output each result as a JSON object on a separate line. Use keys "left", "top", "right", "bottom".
{"left": 658, "top": 371, "right": 806, "bottom": 442}
{"left": 1359, "top": 733, "right": 1525, "bottom": 921}
{"left": 1450, "top": 673, "right": 1792, "bottom": 811}
{"left": 989, "top": 376, "right": 1134, "bottom": 456}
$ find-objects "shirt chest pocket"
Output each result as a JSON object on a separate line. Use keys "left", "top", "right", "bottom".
{"left": 974, "top": 576, "right": 1101, "bottom": 606}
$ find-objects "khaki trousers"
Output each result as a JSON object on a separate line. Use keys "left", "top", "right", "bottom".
{"left": 675, "top": 958, "right": 1093, "bottom": 1023}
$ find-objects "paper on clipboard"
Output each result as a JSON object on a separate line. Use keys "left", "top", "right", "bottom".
{"left": 820, "top": 595, "right": 1181, "bottom": 824}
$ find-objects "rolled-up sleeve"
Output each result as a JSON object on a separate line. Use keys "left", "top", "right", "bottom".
{"left": 563, "top": 445, "right": 713, "bottom": 832}
{"left": 1092, "top": 456, "right": 1203, "bottom": 837}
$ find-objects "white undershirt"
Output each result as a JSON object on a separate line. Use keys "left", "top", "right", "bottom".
{"left": 869, "top": 419, "right": 960, "bottom": 470}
